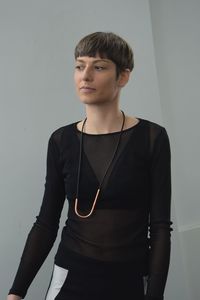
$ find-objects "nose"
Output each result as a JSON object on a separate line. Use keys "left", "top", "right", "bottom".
{"left": 82, "top": 66, "right": 93, "bottom": 81}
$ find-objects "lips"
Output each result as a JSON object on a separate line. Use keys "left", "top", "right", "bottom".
{"left": 80, "top": 86, "right": 96, "bottom": 93}
{"left": 80, "top": 86, "right": 96, "bottom": 90}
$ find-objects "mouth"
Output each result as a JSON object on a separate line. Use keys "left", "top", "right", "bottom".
{"left": 80, "top": 86, "right": 96, "bottom": 93}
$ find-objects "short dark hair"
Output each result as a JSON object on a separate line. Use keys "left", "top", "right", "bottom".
{"left": 74, "top": 32, "right": 134, "bottom": 77}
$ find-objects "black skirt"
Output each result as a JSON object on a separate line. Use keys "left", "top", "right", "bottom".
{"left": 45, "top": 264, "right": 145, "bottom": 300}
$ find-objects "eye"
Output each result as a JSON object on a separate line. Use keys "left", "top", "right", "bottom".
{"left": 94, "top": 65, "right": 105, "bottom": 71}
{"left": 75, "top": 65, "right": 85, "bottom": 71}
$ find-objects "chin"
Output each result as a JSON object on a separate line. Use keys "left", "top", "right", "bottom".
{"left": 79, "top": 97, "right": 102, "bottom": 105}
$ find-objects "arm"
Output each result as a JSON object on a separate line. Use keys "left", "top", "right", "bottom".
{"left": 8, "top": 131, "right": 66, "bottom": 299}
{"left": 145, "top": 126, "right": 173, "bottom": 300}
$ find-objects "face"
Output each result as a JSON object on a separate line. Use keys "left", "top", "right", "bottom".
{"left": 74, "top": 55, "right": 129, "bottom": 106}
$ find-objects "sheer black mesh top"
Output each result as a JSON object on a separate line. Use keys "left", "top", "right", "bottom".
{"left": 9, "top": 118, "right": 172, "bottom": 300}
{"left": 64, "top": 123, "right": 146, "bottom": 262}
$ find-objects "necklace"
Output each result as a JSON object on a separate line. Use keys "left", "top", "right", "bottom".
{"left": 74, "top": 110, "right": 125, "bottom": 218}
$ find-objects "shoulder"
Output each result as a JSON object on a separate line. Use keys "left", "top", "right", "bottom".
{"left": 138, "top": 117, "right": 168, "bottom": 137}
{"left": 48, "top": 120, "right": 80, "bottom": 146}
{"left": 137, "top": 118, "right": 170, "bottom": 155}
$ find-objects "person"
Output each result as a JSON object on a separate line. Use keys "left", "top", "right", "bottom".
{"left": 7, "top": 31, "right": 172, "bottom": 300}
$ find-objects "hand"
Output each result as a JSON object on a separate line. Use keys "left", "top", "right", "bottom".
{"left": 7, "top": 295, "right": 22, "bottom": 300}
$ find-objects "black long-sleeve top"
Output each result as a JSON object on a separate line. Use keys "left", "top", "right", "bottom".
{"left": 8, "top": 118, "right": 172, "bottom": 300}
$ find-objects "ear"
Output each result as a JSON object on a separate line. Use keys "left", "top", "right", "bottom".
{"left": 117, "top": 69, "right": 131, "bottom": 87}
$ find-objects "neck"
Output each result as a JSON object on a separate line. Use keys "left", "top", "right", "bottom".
{"left": 84, "top": 105, "right": 125, "bottom": 134}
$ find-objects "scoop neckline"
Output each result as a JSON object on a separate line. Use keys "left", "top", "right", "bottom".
{"left": 74, "top": 117, "right": 142, "bottom": 136}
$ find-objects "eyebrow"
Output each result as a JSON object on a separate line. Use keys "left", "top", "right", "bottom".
{"left": 76, "top": 58, "right": 111, "bottom": 64}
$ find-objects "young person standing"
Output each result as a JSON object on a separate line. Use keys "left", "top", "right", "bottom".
{"left": 7, "top": 31, "right": 172, "bottom": 300}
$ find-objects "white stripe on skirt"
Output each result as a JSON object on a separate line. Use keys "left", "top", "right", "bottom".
{"left": 45, "top": 264, "right": 69, "bottom": 300}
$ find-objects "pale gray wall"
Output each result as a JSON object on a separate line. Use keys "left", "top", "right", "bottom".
{"left": 1, "top": 0, "right": 197, "bottom": 299}
{"left": 149, "top": 0, "right": 200, "bottom": 299}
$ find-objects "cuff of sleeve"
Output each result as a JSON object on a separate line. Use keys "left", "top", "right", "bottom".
{"left": 8, "top": 289, "right": 24, "bottom": 299}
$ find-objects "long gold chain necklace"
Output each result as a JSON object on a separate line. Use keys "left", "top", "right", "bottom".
{"left": 74, "top": 110, "right": 125, "bottom": 218}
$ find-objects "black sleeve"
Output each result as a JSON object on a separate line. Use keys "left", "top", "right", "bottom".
{"left": 145, "top": 126, "right": 173, "bottom": 300}
{"left": 8, "top": 132, "right": 66, "bottom": 298}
